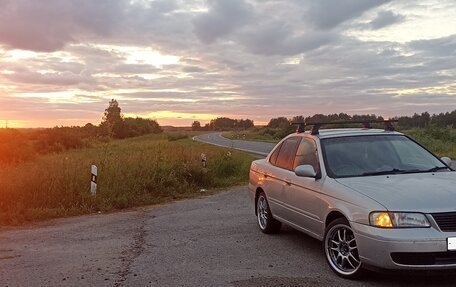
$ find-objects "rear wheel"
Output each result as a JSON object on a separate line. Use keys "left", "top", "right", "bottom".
{"left": 324, "top": 218, "right": 363, "bottom": 279}
{"left": 256, "top": 192, "right": 281, "bottom": 234}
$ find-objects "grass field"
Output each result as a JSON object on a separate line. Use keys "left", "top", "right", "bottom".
{"left": 0, "top": 133, "right": 255, "bottom": 225}
{"left": 406, "top": 128, "right": 456, "bottom": 159}
{"left": 225, "top": 127, "right": 456, "bottom": 159}
{"left": 224, "top": 128, "right": 283, "bottom": 143}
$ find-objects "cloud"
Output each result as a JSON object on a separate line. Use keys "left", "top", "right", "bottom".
{"left": 193, "top": 0, "right": 253, "bottom": 44}
{"left": 305, "top": 0, "right": 391, "bottom": 29}
{"left": 182, "top": 66, "right": 206, "bottom": 73}
{"left": 238, "top": 21, "right": 337, "bottom": 55}
{"left": 3, "top": 69, "right": 95, "bottom": 86}
{"left": 0, "top": 0, "right": 129, "bottom": 52}
{"left": 369, "top": 10, "right": 405, "bottom": 30}
{"left": 0, "top": 0, "right": 456, "bottom": 127}
{"left": 0, "top": 0, "right": 186, "bottom": 52}
{"left": 410, "top": 34, "right": 456, "bottom": 57}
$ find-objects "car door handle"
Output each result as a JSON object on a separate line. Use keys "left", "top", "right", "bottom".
{"left": 284, "top": 179, "right": 292, "bottom": 186}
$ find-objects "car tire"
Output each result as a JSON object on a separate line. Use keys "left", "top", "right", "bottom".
{"left": 324, "top": 218, "right": 363, "bottom": 279}
{"left": 256, "top": 192, "right": 281, "bottom": 234}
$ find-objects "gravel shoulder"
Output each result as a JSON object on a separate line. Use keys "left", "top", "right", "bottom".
{"left": 2, "top": 187, "right": 456, "bottom": 286}
{"left": 0, "top": 209, "right": 145, "bottom": 286}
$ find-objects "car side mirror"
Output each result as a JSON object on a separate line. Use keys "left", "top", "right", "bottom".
{"left": 295, "top": 165, "right": 317, "bottom": 178}
{"left": 441, "top": 157, "right": 452, "bottom": 166}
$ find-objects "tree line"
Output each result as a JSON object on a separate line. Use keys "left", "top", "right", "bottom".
{"left": 100, "top": 99, "right": 162, "bottom": 139}
{"left": 267, "top": 110, "right": 456, "bottom": 130}
{"left": 190, "top": 110, "right": 456, "bottom": 134}
{"left": 0, "top": 99, "right": 162, "bottom": 164}
{"left": 34, "top": 99, "right": 162, "bottom": 153}
{"left": 394, "top": 111, "right": 456, "bottom": 129}
{"left": 191, "top": 117, "right": 254, "bottom": 131}
{"left": 244, "top": 111, "right": 456, "bottom": 140}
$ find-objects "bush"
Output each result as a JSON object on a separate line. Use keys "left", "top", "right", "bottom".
{"left": 34, "top": 127, "right": 88, "bottom": 153}
{"left": 0, "top": 129, "right": 36, "bottom": 164}
{"left": 405, "top": 128, "right": 456, "bottom": 159}
{"left": 167, "top": 133, "right": 188, "bottom": 141}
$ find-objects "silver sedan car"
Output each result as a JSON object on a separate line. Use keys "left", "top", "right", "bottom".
{"left": 248, "top": 126, "right": 455, "bottom": 279}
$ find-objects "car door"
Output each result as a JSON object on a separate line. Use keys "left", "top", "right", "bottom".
{"left": 264, "top": 137, "right": 301, "bottom": 219}
{"left": 285, "top": 137, "right": 327, "bottom": 238}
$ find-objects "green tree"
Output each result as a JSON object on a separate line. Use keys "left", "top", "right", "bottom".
{"left": 211, "top": 117, "right": 237, "bottom": 130}
{"left": 124, "top": 117, "right": 162, "bottom": 136}
{"left": 100, "top": 99, "right": 127, "bottom": 138}
{"left": 291, "top": 115, "right": 305, "bottom": 123}
{"left": 267, "top": 117, "right": 290, "bottom": 129}
{"left": 237, "top": 119, "right": 254, "bottom": 130}
{"left": 191, "top": 121, "right": 202, "bottom": 131}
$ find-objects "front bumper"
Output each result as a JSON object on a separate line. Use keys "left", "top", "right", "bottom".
{"left": 352, "top": 221, "right": 456, "bottom": 270}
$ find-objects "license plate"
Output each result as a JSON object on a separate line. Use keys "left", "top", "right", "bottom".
{"left": 448, "top": 237, "right": 456, "bottom": 251}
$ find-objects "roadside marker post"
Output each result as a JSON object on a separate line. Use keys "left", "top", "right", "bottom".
{"left": 201, "top": 153, "right": 207, "bottom": 168}
{"left": 91, "top": 165, "right": 97, "bottom": 196}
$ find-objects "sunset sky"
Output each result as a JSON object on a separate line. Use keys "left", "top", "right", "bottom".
{"left": 0, "top": 0, "right": 455, "bottom": 128}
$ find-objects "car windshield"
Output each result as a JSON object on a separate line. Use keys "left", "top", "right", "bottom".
{"left": 321, "top": 135, "right": 448, "bottom": 178}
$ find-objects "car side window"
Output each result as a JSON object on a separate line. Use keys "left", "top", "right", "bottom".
{"left": 269, "top": 143, "right": 282, "bottom": 165}
{"left": 294, "top": 138, "right": 320, "bottom": 172}
{"left": 275, "top": 137, "right": 301, "bottom": 170}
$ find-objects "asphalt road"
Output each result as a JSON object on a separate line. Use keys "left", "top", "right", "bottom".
{"left": 194, "top": 133, "right": 276, "bottom": 156}
{"left": 3, "top": 188, "right": 456, "bottom": 287}
{"left": 1, "top": 133, "right": 455, "bottom": 286}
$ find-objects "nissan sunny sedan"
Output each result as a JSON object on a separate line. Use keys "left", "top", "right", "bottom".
{"left": 248, "top": 125, "right": 455, "bottom": 279}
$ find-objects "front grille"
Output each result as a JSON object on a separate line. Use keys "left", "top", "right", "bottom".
{"left": 432, "top": 212, "right": 456, "bottom": 232}
{"left": 391, "top": 252, "right": 456, "bottom": 266}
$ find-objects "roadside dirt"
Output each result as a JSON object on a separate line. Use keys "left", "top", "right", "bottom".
{"left": 3, "top": 187, "right": 456, "bottom": 286}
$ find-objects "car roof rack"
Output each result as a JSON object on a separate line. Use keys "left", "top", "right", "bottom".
{"left": 292, "top": 120, "right": 398, "bottom": 135}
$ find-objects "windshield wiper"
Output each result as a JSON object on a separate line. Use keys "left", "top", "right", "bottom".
{"left": 362, "top": 168, "right": 419, "bottom": 176}
{"left": 424, "top": 166, "right": 449, "bottom": 172}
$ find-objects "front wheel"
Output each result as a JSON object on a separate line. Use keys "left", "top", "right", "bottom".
{"left": 324, "top": 218, "right": 363, "bottom": 279}
{"left": 256, "top": 192, "right": 281, "bottom": 234}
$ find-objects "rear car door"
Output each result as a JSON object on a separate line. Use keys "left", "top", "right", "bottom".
{"left": 265, "top": 137, "right": 301, "bottom": 219}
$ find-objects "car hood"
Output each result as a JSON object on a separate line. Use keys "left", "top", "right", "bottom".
{"left": 336, "top": 172, "right": 456, "bottom": 213}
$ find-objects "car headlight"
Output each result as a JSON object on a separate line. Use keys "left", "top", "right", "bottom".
{"left": 369, "top": 212, "right": 430, "bottom": 228}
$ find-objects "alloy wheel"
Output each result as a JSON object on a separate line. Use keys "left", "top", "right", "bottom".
{"left": 325, "top": 223, "right": 361, "bottom": 276}
{"left": 257, "top": 195, "right": 268, "bottom": 230}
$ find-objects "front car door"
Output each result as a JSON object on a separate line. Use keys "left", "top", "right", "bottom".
{"left": 285, "top": 137, "right": 328, "bottom": 239}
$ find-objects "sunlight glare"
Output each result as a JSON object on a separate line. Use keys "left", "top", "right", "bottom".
{"left": 125, "top": 111, "right": 217, "bottom": 121}
{"left": 95, "top": 45, "right": 180, "bottom": 67}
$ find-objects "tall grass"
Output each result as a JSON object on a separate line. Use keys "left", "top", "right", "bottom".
{"left": 0, "top": 134, "right": 255, "bottom": 225}
{"left": 405, "top": 128, "right": 456, "bottom": 159}
{"left": 224, "top": 128, "right": 283, "bottom": 143}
